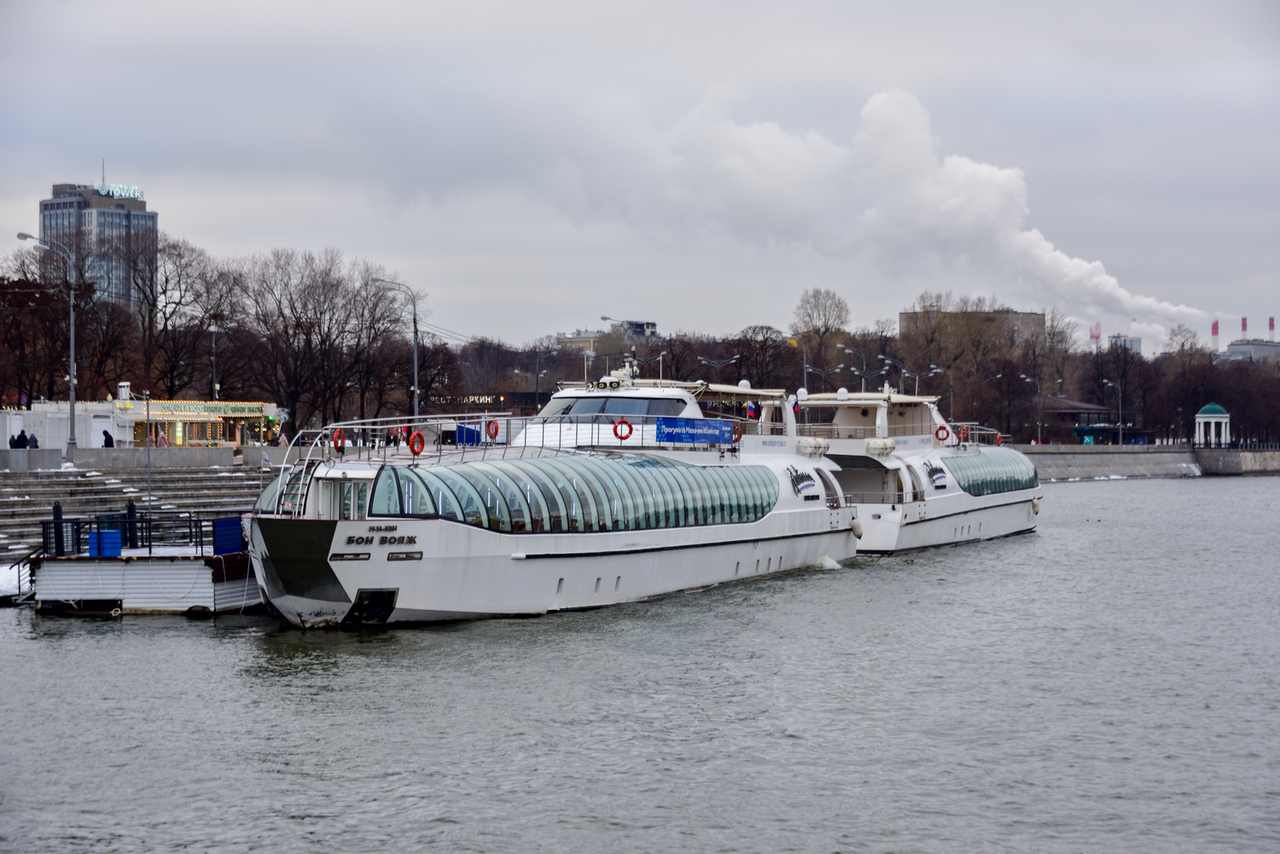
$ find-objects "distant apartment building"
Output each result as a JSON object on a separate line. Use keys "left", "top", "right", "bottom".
{"left": 1108, "top": 333, "right": 1142, "bottom": 354}
{"left": 39, "top": 182, "right": 158, "bottom": 304}
{"left": 899, "top": 308, "right": 1046, "bottom": 346}
{"left": 555, "top": 329, "right": 607, "bottom": 352}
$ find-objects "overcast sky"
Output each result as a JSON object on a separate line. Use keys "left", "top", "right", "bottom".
{"left": 3, "top": 1, "right": 1277, "bottom": 352}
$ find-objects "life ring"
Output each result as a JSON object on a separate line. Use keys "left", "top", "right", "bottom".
{"left": 958, "top": 425, "right": 969, "bottom": 442}
{"left": 485, "top": 420, "right": 499, "bottom": 440}
{"left": 732, "top": 423, "right": 744, "bottom": 442}
{"left": 408, "top": 430, "right": 425, "bottom": 456}
{"left": 332, "top": 428, "right": 345, "bottom": 452}
{"left": 935, "top": 425, "right": 950, "bottom": 442}
{"left": 613, "top": 418, "right": 633, "bottom": 441}
{"left": 996, "top": 432, "right": 1003, "bottom": 446}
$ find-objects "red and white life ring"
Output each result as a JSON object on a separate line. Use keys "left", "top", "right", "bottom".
{"left": 485, "top": 420, "right": 499, "bottom": 440}
{"left": 332, "top": 428, "right": 345, "bottom": 452}
{"left": 613, "top": 418, "right": 633, "bottom": 441}
{"left": 408, "top": 430, "right": 426, "bottom": 456}
{"left": 958, "top": 425, "right": 969, "bottom": 442}
{"left": 935, "top": 425, "right": 950, "bottom": 442}
{"left": 732, "top": 423, "right": 744, "bottom": 442}
{"left": 996, "top": 432, "right": 1003, "bottom": 446}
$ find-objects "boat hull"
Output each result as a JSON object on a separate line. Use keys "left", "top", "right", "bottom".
{"left": 853, "top": 490, "right": 1039, "bottom": 554}
{"left": 249, "top": 510, "right": 858, "bottom": 628}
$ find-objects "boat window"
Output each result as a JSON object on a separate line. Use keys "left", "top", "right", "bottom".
{"left": 942, "top": 448, "right": 1038, "bottom": 497}
{"left": 534, "top": 397, "right": 577, "bottom": 421}
{"left": 253, "top": 473, "right": 285, "bottom": 514}
{"left": 369, "top": 466, "right": 402, "bottom": 515}
{"left": 646, "top": 399, "right": 687, "bottom": 418}
{"left": 364, "top": 457, "right": 779, "bottom": 534}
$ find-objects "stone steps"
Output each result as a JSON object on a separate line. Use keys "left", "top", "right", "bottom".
{"left": 0, "top": 468, "right": 270, "bottom": 555}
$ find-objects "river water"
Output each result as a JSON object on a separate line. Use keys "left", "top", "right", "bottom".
{"left": 1, "top": 476, "right": 1278, "bottom": 853}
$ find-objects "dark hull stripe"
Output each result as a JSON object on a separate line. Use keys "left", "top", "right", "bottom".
{"left": 518, "top": 527, "right": 852, "bottom": 560}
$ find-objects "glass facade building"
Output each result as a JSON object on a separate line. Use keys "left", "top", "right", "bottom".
{"left": 369, "top": 454, "right": 780, "bottom": 533}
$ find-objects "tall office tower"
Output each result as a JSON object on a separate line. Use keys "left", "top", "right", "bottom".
{"left": 39, "top": 181, "right": 159, "bottom": 304}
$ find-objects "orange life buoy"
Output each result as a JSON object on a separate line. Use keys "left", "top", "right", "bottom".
{"left": 996, "top": 432, "right": 1003, "bottom": 446}
{"left": 613, "top": 418, "right": 633, "bottom": 441}
{"left": 485, "top": 420, "right": 499, "bottom": 440}
{"left": 935, "top": 425, "right": 950, "bottom": 442}
{"left": 958, "top": 425, "right": 969, "bottom": 442}
{"left": 408, "top": 430, "right": 425, "bottom": 456}
{"left": 732, "top": 422, "right": 744, "bottom": 442}
{"left": 332, "top": 428, "right": 345, "bottom": 452}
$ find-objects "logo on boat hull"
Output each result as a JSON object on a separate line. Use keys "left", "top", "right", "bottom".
{"left": 785, "top": 465, "right": 817, "bottom": 496}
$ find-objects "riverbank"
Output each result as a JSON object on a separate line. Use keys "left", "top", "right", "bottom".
{"left": 1017, "top": 444, "right": 1280, "bottom": 480}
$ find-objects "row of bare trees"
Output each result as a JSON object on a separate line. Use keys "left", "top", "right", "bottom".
{"left": 3, "top": 239, "right": 1278, "bottom": 443}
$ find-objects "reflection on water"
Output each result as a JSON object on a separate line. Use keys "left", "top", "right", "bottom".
{"left": 2, "top": 476, "right": 1279, "bottom": 853}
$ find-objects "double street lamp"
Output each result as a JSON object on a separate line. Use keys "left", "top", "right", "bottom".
{"left": 839, "top": 346, "right": 867, "bottom": 391}
{"left": 373, "top": 277, "right": 419, "bottom": 421}
{"left": 17, "top": 232, "right": 78, "bottom": 461}
{"left": 878, "top": 355, "right": 920, "bottom": 394}
{"left": 1021, "top": 374, "right": 1042, "bottom": 443}
{"left": 806, "top": 363, "right": 844, "bottom": 392}
{"left": 928, "top": 365, "right": 954, "bottom": 421}
{"left": 1103, "top": 379, "right": 1123, "bottom": 445}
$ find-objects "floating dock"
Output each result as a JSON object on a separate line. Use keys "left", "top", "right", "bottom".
{"left": 30, "top": 548, "right": 262, "bottom": 616}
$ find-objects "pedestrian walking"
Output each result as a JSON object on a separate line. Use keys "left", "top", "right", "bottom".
{"left": 157, "top": 430, "right": 168, "bottom": 448}
{"left": 7, "top": 435, "right": 14, "bottom": 449}
{"left": 102, "top": 430, "right": 115, "bottom": 448}
{"left": 15, "top": 430, "right": 28, "bottom": 449}
{"left": 28, "top": 434, "right": 38, "bottom": 449}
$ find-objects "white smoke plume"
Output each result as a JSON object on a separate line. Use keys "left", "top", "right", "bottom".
{"left": 560, "top": 88, "right": 1205, "bottom": 343}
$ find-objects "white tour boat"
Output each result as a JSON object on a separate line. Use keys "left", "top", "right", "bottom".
{"left": 246, "top": 376, "right": 861, "bottom": 627}
{"left": 780, "top": 386, "right": 1042, "bottom": 554}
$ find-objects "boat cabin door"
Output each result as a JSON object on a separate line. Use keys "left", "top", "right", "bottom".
{"left": 815, "top": 469, "right": 846, "bottom": 530}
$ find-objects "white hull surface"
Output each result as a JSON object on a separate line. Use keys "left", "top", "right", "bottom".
{"left": 853, "top": 490, "right": 1038, "bottom": 554}
{"left": 250, "top": 511, "right": 856, "bottom": 627}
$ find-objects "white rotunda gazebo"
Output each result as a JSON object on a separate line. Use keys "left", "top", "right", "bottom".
{"left": 1195, "top": 403, "right": 1230, "bottom": 447}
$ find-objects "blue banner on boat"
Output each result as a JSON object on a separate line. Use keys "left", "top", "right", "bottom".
{"left": 655, "top": 418, "right": 735, "bottom": 444}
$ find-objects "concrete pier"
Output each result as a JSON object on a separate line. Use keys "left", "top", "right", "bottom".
{"left": 1018, "top": 444, "right": 1280, "bottom": 480}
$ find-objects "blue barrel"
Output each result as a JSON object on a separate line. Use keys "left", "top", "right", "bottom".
{"left": 88, "top": 530, "right": 122, "bottom": 557}
{"left": 212, "top": 518, "right": 244, "bottom": 555}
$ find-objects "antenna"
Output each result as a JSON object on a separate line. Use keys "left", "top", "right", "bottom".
{"left": 100, "top": 158, "right": 105, "bottom": 189}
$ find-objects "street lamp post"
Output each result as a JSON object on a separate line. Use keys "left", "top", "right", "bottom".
{"left": 1021, "top": 374, "right": 1042, "bottom": 443}
{"left": 698, "top": 355, "right": 740, "bottom": 383}
{"left": 531, "top": 345, "right": 560, "bottom": 402}
{"left": 1103, "top": 379, "right": 1123, "bottom": 445}
{"left": 210, "top": 313, "right": 246, "bottom": 400}
{"left": 928, "top": 365, "right": 954, "bottom": 421}
{"left": 851, "top": 366, "right": 888, "bottom": 390}
{"left": 805, "top": 364, "right": 844, "bottom": 392}
{"left": 878, "top": 355, "right": 919, "bottom": 394}
{"left": 18, "top": 232, "right": 78, "bottom": 461}
{"left": 839, "top": 346, "right": 867, "bottom": 391}
{"left": 373, "top": 278, "right": 419, "bottom": 422}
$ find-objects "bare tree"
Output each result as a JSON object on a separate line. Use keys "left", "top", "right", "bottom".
{"left": 792, "top": 287, "right": 850, "bottom": 367}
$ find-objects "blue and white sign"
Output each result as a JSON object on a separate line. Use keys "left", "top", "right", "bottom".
{"left": 655, "top": 418, "right": 734, "bottom": 445}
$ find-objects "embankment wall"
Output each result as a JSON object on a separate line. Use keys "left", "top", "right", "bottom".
{"left": 1017, "top": 445, "right": 1280, "bottom": 480}
{"left": 1017, "top": 445, "right": 1201, "bottom": 480}
{"left": 1194, "top": 449, "right": 1280, "bottom": 475}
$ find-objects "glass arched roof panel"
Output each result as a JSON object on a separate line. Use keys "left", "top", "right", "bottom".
{"left": 941, "top": 448, "right": 1038, "bottom": 497}
{"left": 367, "top": 455, "right": 780, "bottom": 533}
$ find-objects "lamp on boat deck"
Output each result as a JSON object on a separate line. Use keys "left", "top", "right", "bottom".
{"left": 374, "top": 277, "right": 419, "bottom": 423}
